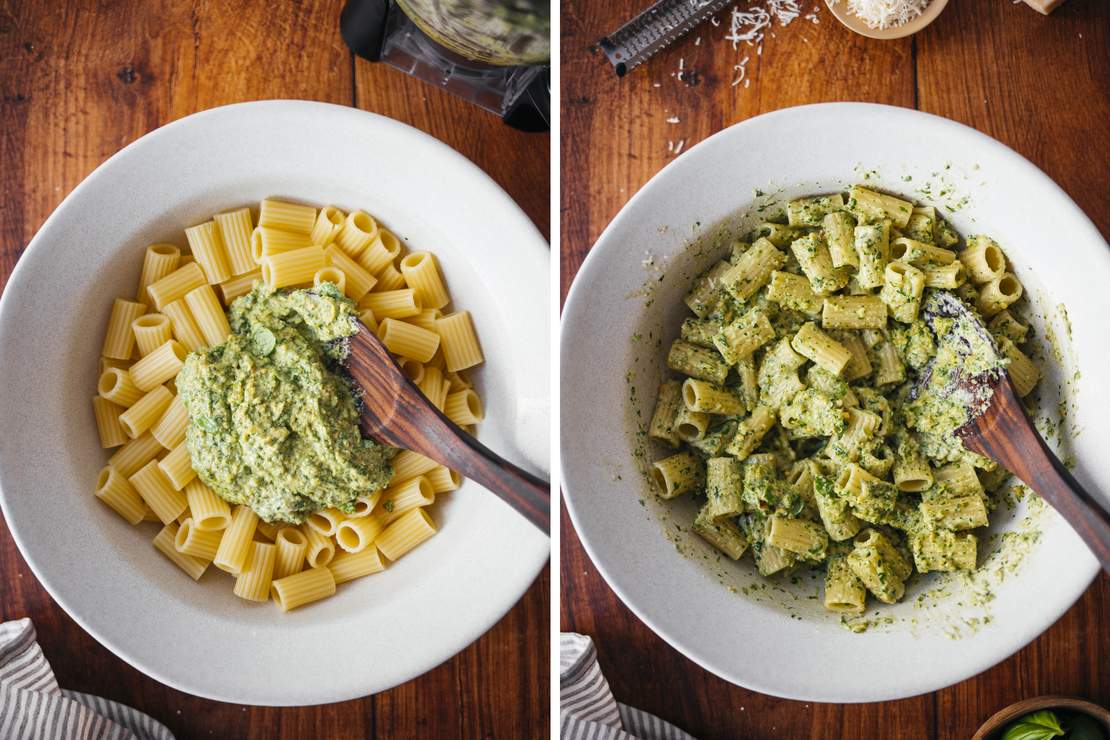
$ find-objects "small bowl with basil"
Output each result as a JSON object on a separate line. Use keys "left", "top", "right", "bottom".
{"left": 975, "top": 696, "right": 1110, "bottom": 740}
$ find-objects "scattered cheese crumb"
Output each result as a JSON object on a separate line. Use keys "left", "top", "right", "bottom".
{"left": 673, "top": 139, "right": 686, "bottom": 155}
{"left": 666, "top": 116, "right": 680, "bottom": 124}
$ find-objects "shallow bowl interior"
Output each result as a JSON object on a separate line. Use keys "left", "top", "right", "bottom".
{"left": 561, "top": 102, "right": 1107, "bottom": 702}
{"left": 0, "top": 101, "right": 550, "bottom": 705}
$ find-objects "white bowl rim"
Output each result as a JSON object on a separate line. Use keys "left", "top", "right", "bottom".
{"left": 561, "top": 101, "right": 1103, "bottom": 702}
{"left": 0, "top": 99, "right": 550, "bottom": 705}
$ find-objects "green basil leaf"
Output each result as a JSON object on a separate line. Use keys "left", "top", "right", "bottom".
{"left": 1002, "top": 710, "right": 1065, "bottom": 740}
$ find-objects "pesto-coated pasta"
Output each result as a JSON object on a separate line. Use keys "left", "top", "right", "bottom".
{"left": 647, "top": 185, "right": 1044, "bottom": 615}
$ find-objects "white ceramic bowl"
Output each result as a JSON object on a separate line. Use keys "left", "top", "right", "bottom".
{"left": 561, "top": 103, "right": 1108, "bottom": 702}
{"left": 0, "top": 101, "right": 549, "bottom": 705}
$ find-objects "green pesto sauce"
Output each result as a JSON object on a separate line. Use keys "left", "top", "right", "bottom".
{"left": 177, "top": 283, "right": 395, "bottom": 524}
{"left": 905, "top": 310, "right": 1007, "bottom": 463}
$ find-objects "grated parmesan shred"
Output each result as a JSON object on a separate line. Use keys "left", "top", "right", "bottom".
{"left": 833, "top": 0, "right": 930, "bottom": 30}
{"left": 723, "top": 1, "right": 807, "bottom": 87}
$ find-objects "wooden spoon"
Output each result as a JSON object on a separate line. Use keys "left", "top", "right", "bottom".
{"left": 346, "top": 323, "right": 549, "bottom": 532}
{"left": 916, "top": 290, "right": 1110, "bottom": 572}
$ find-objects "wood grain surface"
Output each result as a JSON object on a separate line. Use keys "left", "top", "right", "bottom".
{"left": 560, "top": 1, "right": 1110, "bottom": 738}
{"left": 0, "top": 0, "right": 548, "bottom": 737}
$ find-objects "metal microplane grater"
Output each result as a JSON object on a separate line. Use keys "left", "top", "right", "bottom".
{"left": 598, "top": 0, "right": 735, "bottom": 76}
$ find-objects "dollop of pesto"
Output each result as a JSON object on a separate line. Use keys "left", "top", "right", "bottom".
{"left": 177, "top": 283, "right": 394, "bottom": 523}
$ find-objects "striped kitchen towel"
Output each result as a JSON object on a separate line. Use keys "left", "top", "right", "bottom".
{"left": 560, "top": 632, "right": 696, "bottom": 740}
{"left": 0, "top": 619, "right": 174, "bottom": 740}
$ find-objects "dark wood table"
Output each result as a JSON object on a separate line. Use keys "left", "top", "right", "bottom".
{"left": 560, "top": 1, "right": 1110, "bottom": 738}
{"left": 0, "top": 1, "right": 549, "bottom": 737}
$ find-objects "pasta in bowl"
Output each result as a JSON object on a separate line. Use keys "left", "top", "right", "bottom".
{"left": 648, "top": 185, "right": 1041, "bottom": 616}
{"left": 0, "top": 101, "right": 549, "bottom": 704}
{"left": 93, "top": 197, "right": 484, "bottom": 612}
{"left": 561, "top": 103, "right": 1110, "bottom": 701}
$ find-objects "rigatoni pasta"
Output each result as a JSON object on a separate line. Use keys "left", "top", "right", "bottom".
{"left": 647, "top": 184, "right": 1044, "bottom": 616}
{"left": 93, "top": 197, "right": 484, "bottom": 611}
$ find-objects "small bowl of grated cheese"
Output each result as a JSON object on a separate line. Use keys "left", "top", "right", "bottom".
{"left": 825, "top": 0, "right": 949, "bottom": 39}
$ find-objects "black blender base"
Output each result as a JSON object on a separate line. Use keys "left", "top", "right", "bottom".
{"left": 339, "top": 0, "right": 549, "bottom": 132}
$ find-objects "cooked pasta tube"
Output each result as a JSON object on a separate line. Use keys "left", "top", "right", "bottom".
{"left": 433, "top": 311, "right": 483, "bottom": 372}
{"left": 356, "top": 227, "right": 401, "bottom": 275}
{"left": 376, "top": 508, "right": 436, "bottom": 561}
{"left": 651, "top": 451, "right": 704, "bottom": 499}
{"left": 251, "top": 227, "right": 312, "bottom": 261}
{"left": 821, "top": 295, "right": 887, "bottom": 330}
{"left": 300, "top": 523, "right": 335, "bottom": 568}
{"left": 153, "top": 523, "right": 209, "bottom": 581}
{"left": 129, "top": 460, "right": 187, "bottom": 524}
{"left": 118, "top": 385, "right": 173, "bottom": 438}
{"left": 92, "top": 396, "right": 128, "bottom": 448}
{"left": 418, "top": 366, "right": 449, "bottom": 411}
{"left": 98, "top": 367, "right": 143, "bottom": 407}
{"left": 824, "top": 555, "right": 867, "bottom": 614}
{"left": 185, "top": 284, "right": 231, "bottom": 346}
{"left": 853, "top": 222, "right": 890, "bottom": 289}
{"left": 219, "top": 269, "right": 262, "bottom": 304}
{"left": 444, "top": 389, "right": 483, "bottom": 426}
{"left": 273, "top": 527, "right": 308, "bottom": 579}
{"left": 306, "top": 508, "right": 346, "bottom": 537}
{"left": 261, "top": 245, "right": 326, "bottom": 288}
{"left": 108, "top": 432, "right": 163, "bottom": 477}
{"left": 95, "top": 465, "right": 146, "bottom": 525}
{"left": 131, "top": 314, "right": 173, "bottom": 356}
{"left": 362, "top": 288, "right": 423, "bottom": 320}
{"left": 213, "top": 505, "right": 259, "bottom": 574}
{"left": 976, "top": 272, "right": 1023, "bottom": 317}
{"left": 351, "top": 491, "right": 383, "bottom": 518}
{"left": 150, "top": 394, "right": 188, "bottom": 449}
{"left": 324, "top": 245, "right": 377, "bottom": 300}
{"left": 158, "top": 441, "right": 196, "bottom": 490}
{"left": 372, "top": 263, "right": 406, "bottom": 292}
{"left": 213, "top": 208, "right": 256, "bottom": 276}
{"left": 848, "top": 185, "right": 913, "bottom": 228}
{"left": 425, "top": 466, "right": 461, "bottom": 494}
{"left": 183, "top": 479, "right": 231, "bottom": 531}
{"left": 823, "top": 211, "right": 858, "bottom": 268}
{"left": 147, "top": 262, "right": 207, "bottom": 311}
{"left": 174, "top": 517, "right": 222, "bottom": 561}
{"left": 389, "top": 450, "right": 438, "bottom": 484}
{"left": 878, "top": 261, "right": 926, "bottom": 323}
{"left": 271, "top": 567, "right": 336, "bottom": 612}
{"left": 313, "top": 266, "right": 346, "bottom": 294}
{"left": 790, "top": 322, "right": 851, "bottom": 376}
{"left": 102, "top": 299, "right": 147, "bottom": 360}
{"left": 310, "top": 206, "right": 345, "bottom": 246}
{"left": 234, "top": 542, "right": 277, "bottom": 602}
{"left": 963, "top": 235, "right": 1007, "bottom": 284}
{"left": 335, "top": 516, "right": 386, "bottom": 553}
{"left": 161, "top": 299, "right": 207, "bottom": 352}
{"left": 328, "top": 548, "right": 386, "bottom": 584}
{"left": 399, "top": 252, "right": 449, "bottom": 309}
{"left": 136, "top": 244, "right": 181, "bottom": 302}
{"left": 259, "top": 198, "right": 316, "bottom": 235}
{"left": 379, "top": 476, "right": 435, "bottom": 522}
{"left": 335, "top": 210, "right": 379, "bottom": 257}
{"left": 185, "top": 220, "right": 232, "bottom": 284}
{"left": 129, "top": 340, "right": 186, "bottom": 391}
{"left": 378, "top": 318, "right": 439, "bottom": 363}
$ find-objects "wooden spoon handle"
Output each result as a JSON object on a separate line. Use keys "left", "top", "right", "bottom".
{"left": 961, "top": 379, "right": 1110, "bottom": 573}
{"left": 347, "top": 325, "right": 549, "bottom": 532}
{"left": 429, "top": 431, "right": 550, "bottom": 532}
